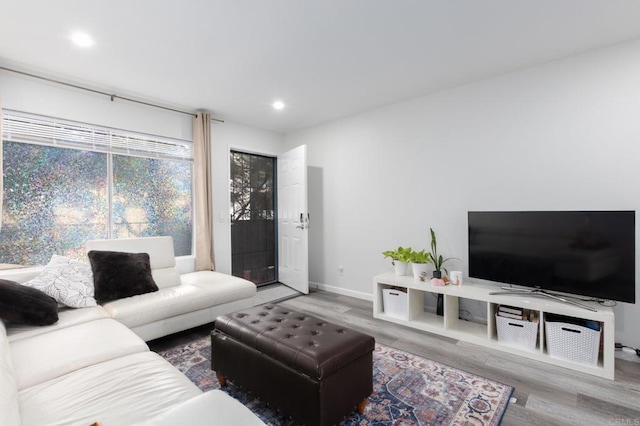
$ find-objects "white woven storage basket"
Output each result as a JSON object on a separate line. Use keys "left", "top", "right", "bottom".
{"left": 496, "top": 314, "right": 538, "bottom": 351}
{"left": 545, "top": 321, "right": 600, "bottom": 366}
{"left": 382, "top": 288, "right": 408, "bottom": 319}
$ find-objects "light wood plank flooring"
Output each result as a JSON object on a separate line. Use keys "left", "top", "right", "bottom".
{"left": 149, "top": 290, "right": 640, "bottom": 426}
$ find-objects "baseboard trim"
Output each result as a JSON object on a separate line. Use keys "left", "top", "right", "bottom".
{"left": 309, "top": 281, "right": 372, "bottom": 302}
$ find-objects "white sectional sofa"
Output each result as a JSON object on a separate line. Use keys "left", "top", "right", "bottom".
{"left": 1, "top": 317, "right": 264, "bottom": 426}
{"left": 7, "top": 236, "right": 257, "bottom": 342}
{"left": 85, "top": 236, "right": 256, "bottom": 341}
{"left": 0, "top": 236, "right": 263, "bottom": 426}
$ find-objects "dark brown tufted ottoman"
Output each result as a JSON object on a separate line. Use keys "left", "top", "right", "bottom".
{"left": 211, "top": 305, "right": 375, "bottom": 426}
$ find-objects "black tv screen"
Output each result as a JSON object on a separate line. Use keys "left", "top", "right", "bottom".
{"left": 468, "top": 211, "right": 636, "bottom": 303}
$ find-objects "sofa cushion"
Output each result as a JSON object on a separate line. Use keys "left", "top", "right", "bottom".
{"left": 0, "top": 279, "right": 58, "bottom": 326}
{"left": 19, "top": 352, "right": 201, "bottom": 426}
{"left": 86, "top": 236, "right": 181, "bottom": 289}
{"left": 131, "top": 390, "right": 265, "bottom": 426}
{"left": 180, "top": 270, "right": 259, "bottom": 292}
{"left": 11, "top": 318, "right": 148, "bottom": 390}
{"left": 0, "top": 267, "right": 43, "bottom": 284}
{"left": 0, "top": 321, "right": 20, "bottom": 426}
{"left": 102, "top": 272, "right": 256, "bottom": 329}
{"left": 151, "top": 266, "right": 183, "bottom": 290}
{"left": 21, "top": 255, "right": 97, "bottom": 308}
{"left": 7, "top": 306, "right": 110, "bottom": 342}
{"left": 88, "top": 251, "right": 159, "bottom": 304}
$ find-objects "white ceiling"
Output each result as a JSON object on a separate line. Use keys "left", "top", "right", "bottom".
{"left": 2, "top": 0, "right": 640, "bottom": 133}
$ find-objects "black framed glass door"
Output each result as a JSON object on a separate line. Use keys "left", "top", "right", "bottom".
{"left": 230, "top": 151, "right": 277, "bottom": 286}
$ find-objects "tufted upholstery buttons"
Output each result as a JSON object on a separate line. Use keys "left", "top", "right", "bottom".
{"left": 214, "top": 305, "right": 375, "bottom": 380}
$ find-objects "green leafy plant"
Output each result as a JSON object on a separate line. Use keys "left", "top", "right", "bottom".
{"left": 409, "top": 249, "right": 429, "bottom": 264}
{"left": 427, "top": 228, "right": 452, "bottom": 274}
{"left": 382, "top": 246, "right": 413, "bottom": 263}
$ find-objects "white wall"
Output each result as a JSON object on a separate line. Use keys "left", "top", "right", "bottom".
{"left": 0, "top": 73, "right": 192, "bottom": 140}
{"left": 284, "top": 39, "right": 640, "bottom": 347}
{"left": 211, "top": 121, "right": 284, "bottom": 274}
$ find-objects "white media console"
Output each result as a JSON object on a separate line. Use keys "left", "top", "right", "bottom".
{"left": 373, "top": 272, "right": 615, "bottom": 379}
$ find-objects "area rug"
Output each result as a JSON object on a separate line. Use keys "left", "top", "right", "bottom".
{"left": 157, "top": 336, "right": 513, "bottom": 425}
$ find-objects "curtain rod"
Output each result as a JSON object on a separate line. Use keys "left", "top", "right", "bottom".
{"left": 0, "top": 66, "right": 224, "bottom": 123}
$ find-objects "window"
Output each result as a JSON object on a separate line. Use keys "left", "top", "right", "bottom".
{"left": 0, "top": 111, "right": 193, "bottom": 266}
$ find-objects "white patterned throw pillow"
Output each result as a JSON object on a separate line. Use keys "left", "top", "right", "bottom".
{"left": 22, "top": 255, "right": 97, "bottom": 308}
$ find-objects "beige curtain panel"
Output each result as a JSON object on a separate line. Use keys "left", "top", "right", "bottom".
{"left": 193, "top": 112, "right": 214, "bottom": 271}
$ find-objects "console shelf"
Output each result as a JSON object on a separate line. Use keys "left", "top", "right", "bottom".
{"left": 373, "top": 272, "right": 615, "bottom": 380}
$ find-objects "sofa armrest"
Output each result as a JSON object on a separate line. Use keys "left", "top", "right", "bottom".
{"left": 131, "top": 390, "right": 265, "bottom": 426}
{"left": 0, "top": 322, "right": 20, "bottom": 426}
{"left": 180, "top": 271, "right": 256, "bottom": 293}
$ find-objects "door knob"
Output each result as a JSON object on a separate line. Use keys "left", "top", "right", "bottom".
{"left": 296, "top": 213, "right": 308, "bottom": 229}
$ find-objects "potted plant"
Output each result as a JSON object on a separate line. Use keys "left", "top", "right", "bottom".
{"left": 382, "top": 246, "right": 412, "bottom": 276}
{"left": 409, "top": 249, "right": 430, "bottom": 281}
{"left": 426, "top": 228, "right": 452, "bottom": 279}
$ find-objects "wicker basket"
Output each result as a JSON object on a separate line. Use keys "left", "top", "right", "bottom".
{"left": 496, "top": 314, "right": 538, "bottom": 351}
{"left": 545, "top": 321, "right": 600, "bottom": 366}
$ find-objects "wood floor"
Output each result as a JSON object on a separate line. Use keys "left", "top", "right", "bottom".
{"left": 149, "top": 290, "right": 640, "bottom": 426}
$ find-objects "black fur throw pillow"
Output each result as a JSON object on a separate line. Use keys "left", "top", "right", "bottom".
{"left": 0, "top": 279, "right": 58, "bottom": 325}
{"left": 88, "top": 250, "right": 159, "bottom": 304}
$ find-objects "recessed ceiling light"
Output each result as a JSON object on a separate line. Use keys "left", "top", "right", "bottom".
{"left": 70, "top": 31, "right": 94, "bottom": 48}
{"left": 272, "top": 101, "right": 285, "bottom": 110}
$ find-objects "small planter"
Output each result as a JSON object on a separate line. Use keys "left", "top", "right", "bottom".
{"left": 393, "top": 261, "right": 409, "bottom": 276}
{"left": 411, "top": 263, "right": 429, "bottom": 281}
{"left": 383, "top": 247, "right": 413, "bottom": 276}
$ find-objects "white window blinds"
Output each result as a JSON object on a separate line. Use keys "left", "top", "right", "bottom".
{"left": 2, "top": 110, "right": 192, "bottom": 161}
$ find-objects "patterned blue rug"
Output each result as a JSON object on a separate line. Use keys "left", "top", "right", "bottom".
{"left": 157, "top": 336, "right": 513, "bottom": 425}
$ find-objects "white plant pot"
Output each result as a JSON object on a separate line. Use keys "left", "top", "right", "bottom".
{"left": 411, "top": 263, "right": 429, "bottom": 281}
{"left": 393, "top": 261, "right": 409, "bottom": 276}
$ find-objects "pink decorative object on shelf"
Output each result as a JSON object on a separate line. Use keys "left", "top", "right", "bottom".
{"left": 431, "top": 278, "right": 447, "bottom": 286}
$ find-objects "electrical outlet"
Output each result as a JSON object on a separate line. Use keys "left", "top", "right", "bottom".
{"left": 337, "top": 265, "right": 344, "bottom": 277}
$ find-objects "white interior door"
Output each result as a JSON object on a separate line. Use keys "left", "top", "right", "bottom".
{"left": 277, "top": 145, "right": 309, "bottom": 294}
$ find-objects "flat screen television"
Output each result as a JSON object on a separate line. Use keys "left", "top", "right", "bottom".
{"left": 468, "top": 211, "right": 636, "bottom": 304}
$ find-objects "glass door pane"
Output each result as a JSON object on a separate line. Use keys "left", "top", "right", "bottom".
{"left": 230, "top": 151, "right": 276, "bottom": 286}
